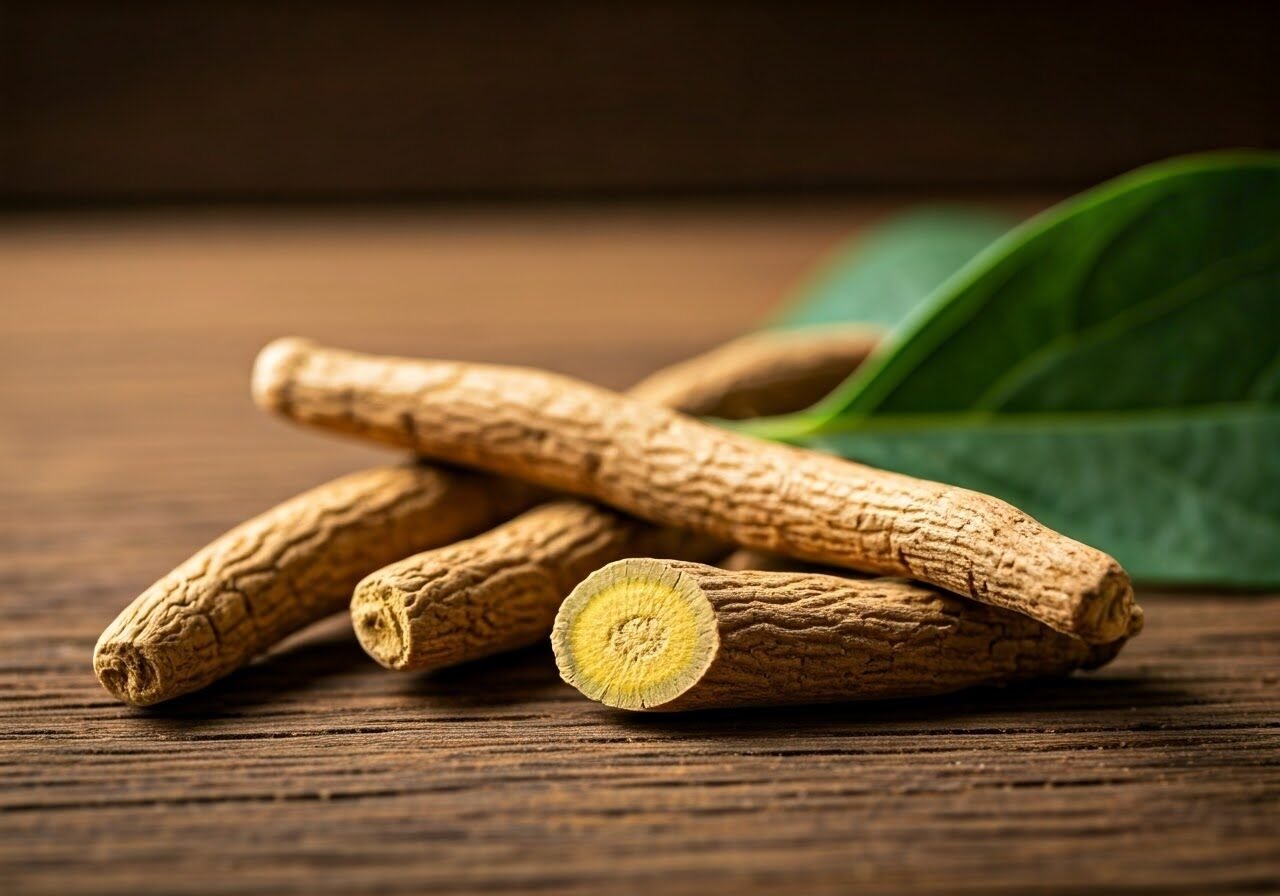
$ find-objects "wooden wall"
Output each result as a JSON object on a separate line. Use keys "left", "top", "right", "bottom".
{"left": 3, "top": 1, "right": 1277, "bottom": 201}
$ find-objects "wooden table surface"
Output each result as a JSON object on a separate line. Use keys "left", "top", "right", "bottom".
{"left": 2, "top": 203, "right": 1277, "bottom": 895}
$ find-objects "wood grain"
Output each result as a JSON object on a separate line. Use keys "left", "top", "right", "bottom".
{"left": 2, "top": 203, "right": 1278, "bottom": 894}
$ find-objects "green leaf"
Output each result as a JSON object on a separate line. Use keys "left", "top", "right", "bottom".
{"left": 803, "top": 407, "right": 1280, "bottom": 586}
{"left": 744, "top": 152, "right": 1280, "bottom": 585}
{"left": 770, "top": 208, "right": 1011, "bottom": 331}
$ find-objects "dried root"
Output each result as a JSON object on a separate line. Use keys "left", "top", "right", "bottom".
{"left": 552, "top": 559, "right": 1143, "bottom": 711}
{"left": 97, "top": 329, "right": 872, "bottom": 705}
{"left": 254, "top": 340, "right": 1134, "bottom": 643}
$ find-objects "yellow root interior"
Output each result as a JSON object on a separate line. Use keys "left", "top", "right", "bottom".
{"left": 555, "top": 560, "right": 717, "bottom": 710}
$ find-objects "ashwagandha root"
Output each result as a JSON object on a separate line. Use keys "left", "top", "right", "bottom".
{"left": 353, "top": 500, "right": 725, "bottom": 670}
{"left": 350, "top": 329, "right": 877, "bottom": 671}
{"left": 551, "top": 559, "right": 1144, "bottom": 711}
{"left": 627, "top": 325, "right": 878, "bottom": 419}
{"left": 96, "top": 329, "right": 873, "bottom": 705}
{"left": 253, "top": 339, "right": 1135, "bottom": 643}
{"left": 720, "top": 548, "right": 840, "bottom": 574}
{"left": 94, "top": 466, "right": 538, "bottom": 706}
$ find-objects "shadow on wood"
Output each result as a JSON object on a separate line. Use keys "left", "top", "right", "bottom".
{"left": 604, "top": 674, "right": 1194, "bottom": 735}
{"left": 404, "top": 643, "right": 571, "bottom": 707}
{"left": 134, "top": 619, "right": 379, "bottom": 717}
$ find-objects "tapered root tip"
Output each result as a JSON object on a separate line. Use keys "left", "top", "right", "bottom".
{"left": 93, "top": 642, "right": 166, "bottom": 707}
{"left": 351, "top": 581, "right": 412, "bottom": 670}
{"left": 551, "top": 559, "right": 718, "bottom": 711}
{"left": 251, "top": 337, "right": 315, "bottom": 413}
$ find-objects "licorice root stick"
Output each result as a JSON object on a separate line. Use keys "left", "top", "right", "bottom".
{"left": 97, "top": 328, "right": 873, "bottom": 705}
{"left": 253, "top": 339, "right": 1135, "bottom": 643}
{"left": 350, "top": 328, "right": 878, "bottom": 673}
{"left": 552, "top": 559, "right": 1143, "bottom": 712}
{"left": 627, "top": 324, "right": 878, "bottom": 418}
{"left": 352, "top": 500, "right": 725, "bottom": 670}
{"left": 93, "top": 466, "right": 539, "bottom": 706}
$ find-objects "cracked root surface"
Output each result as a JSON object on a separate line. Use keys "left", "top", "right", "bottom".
{"left": 255, "top": 340, "right": 1135, "bottom": 643}
{"left": 352, "top": 500, "right": 725, "bottom": 671}
{"left": 96, "top": 327, "right": 870, "bottom": 705}
{"left": 626, "top": 324, "right": 878, "bottom": 419}
{"left": 553, "top": 560, "right": 1140, "bottom": 711}
{"left": 93, "top": 465, "right": 536, "bottom": 706}
{"left": 348, "top": 328, "right": 872, "bottom": 673}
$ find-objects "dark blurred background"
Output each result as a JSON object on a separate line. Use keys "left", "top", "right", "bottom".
{"left": 3, "top": 0, "right": 1277, "bottom": 205}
